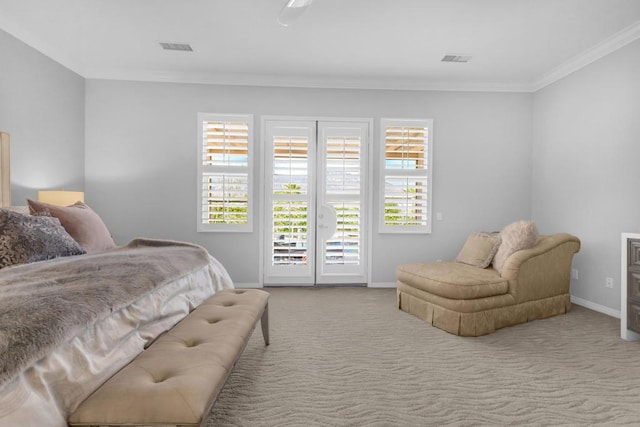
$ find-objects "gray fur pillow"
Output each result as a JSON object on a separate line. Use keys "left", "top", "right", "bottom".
{"left": 492, "top": 220, "right": 539, "bottom": 275}
{"left": 0, "top": 209, "right": 86, "bottom": 268}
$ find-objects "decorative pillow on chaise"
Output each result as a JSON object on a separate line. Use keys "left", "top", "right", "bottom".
{"left": 455, "top": 232, "right": 502, "bottom": 268}
{"left": 0, "top": 209, "right": 85, "bottom": 268}
{"left": 492, "top": 220, "right": 539, "bottom": 275}
{"left": 27, "top": 199, "right": 116, "bottom": 254}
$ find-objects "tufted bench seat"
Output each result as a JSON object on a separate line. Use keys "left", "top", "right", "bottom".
{"left": 68, "top": 289, "right": 269, "bottom": 427}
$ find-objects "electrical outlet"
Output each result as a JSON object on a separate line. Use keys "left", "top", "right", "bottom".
{"left": 571, "top": 269, "right": 579, "bottom": 280}
{"left": 606, "top": 277, "right": 614, "bottom": 289}
{"left": 436, "top": 212, "right": 443, "bottom": 221}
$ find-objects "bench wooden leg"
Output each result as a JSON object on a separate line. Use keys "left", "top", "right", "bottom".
{"left": 261, "top": 303, "right": 270, "bottom": 346}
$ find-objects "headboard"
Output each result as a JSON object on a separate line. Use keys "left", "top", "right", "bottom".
{"left": 0, "top": 131, "right": 11, "bottom": 207}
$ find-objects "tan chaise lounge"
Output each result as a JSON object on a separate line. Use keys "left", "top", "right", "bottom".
{"left": 397, "top": 233, "right": 580, "bottom": 336}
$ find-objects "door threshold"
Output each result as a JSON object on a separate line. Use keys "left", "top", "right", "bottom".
{"left": 314, "top": 283, "right": 366, "bottom": 288}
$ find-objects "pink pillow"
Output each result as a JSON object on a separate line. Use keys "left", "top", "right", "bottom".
{"left": 27, "top": 199, "right": 116, "bottom": 254}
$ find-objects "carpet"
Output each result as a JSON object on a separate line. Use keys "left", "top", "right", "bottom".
{"left": 206, "top": 287, "right": 640, "bottom": 426}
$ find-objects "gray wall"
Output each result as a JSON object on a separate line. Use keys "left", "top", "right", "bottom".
{"left": 85, "top": 80, "right": 533, "bottom": 285}
{"left": 532, "top": 38, "right": 640, "bottom": 313}
{"left": 0, "top": 29, "right": 85, "bottom": 203}
{"left": 4, "top": 21, "right": 637, "bottom": 309}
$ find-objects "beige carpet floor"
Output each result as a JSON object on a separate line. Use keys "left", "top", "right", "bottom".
{"left": 206, "top": 287, "right": 640, "bottom": 426}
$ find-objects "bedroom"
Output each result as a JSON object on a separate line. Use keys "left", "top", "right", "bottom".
{"left": 1, "top": 0, "right": 640, "bottom": 425}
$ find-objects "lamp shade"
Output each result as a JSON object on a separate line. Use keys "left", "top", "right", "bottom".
{"left": 37, "top": 190, "right": 85, "bottom": 206}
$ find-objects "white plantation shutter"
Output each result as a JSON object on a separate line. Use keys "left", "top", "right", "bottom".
{"left": 197, "top": 113, "right": 253, "bottom": 232}
{"left": 271, "top": 134, "right": 310, "bottom": 266}
{"left": 323, "top": 135, "right": 362, "bottom": 266}
{"left": 263, "top": 120, "right": 318, "bottom": 284}
{"left": 379, "top": 118, "right": 433, "bottom": 233}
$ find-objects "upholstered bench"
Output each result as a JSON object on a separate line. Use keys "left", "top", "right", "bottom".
{"left": 68, "top": 289, "right": 269, "bottom": 427}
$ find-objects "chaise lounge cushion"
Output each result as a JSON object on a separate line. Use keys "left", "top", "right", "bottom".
{"left": 396, "top": 262, "right": 508, "bottom": 300}
{"left": 455, "top": 232, "right": 502, "bottom": 268}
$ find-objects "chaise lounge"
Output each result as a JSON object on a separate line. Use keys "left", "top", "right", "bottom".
{"left": 397, "top": 222, "right": 580, "bottom": 336}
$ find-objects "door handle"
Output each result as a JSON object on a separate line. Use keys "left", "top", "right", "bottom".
{"left": 318, "top": 205, "right": 337, "bottom": 238}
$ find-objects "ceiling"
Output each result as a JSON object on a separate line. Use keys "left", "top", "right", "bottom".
{"left": 1, "top": 0, "right": 640, "bottom": 92}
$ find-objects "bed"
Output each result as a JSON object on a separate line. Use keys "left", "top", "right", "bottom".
{"left": 0, "top": 131, "right": 234, "bottom": 426}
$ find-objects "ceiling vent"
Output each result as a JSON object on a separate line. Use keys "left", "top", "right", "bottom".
{"left": 441, "top": 55, "right": 471, "bottom": 63}
{"left": 159, "top": 42, "right": 193, "bottom": 52}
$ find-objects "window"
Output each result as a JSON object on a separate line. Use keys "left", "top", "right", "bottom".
{"left": 379, "top": 118, "right": 433, "bottom": 233}
{"left": 197, "top": 113, "right": 253, "bottom": 232}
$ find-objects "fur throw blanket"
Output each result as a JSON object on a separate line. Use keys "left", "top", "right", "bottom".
{"left": 0, "top": 238, "right": 210, "bottom": 389}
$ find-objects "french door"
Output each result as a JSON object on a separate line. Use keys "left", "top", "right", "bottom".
{"left": 263, "top": 119, "right": 369, "bottom": 285}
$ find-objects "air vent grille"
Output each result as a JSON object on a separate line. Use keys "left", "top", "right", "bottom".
{"left": 441, "top": 55, "right": 471, "bottom": 63}
{"left": 160, "top": 42, "right": 193, "bottom": 52}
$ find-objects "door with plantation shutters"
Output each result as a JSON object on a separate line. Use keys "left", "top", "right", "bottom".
{"left": 264, "top": 120, "right": 316, "bottom": 284}
{"left": 316, "top": 122, "right": 367, "bottom": 284}
{"left": 263, "top": 119, "right": 369, "bottom": 285}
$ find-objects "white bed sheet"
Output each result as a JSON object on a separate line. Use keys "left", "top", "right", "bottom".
{"left": 0, "top": 255, "right": 233, "bottom": 427}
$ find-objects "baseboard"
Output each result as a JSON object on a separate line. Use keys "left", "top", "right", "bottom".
{"left": 368, "top": 282, "right": 397, "bottom": 288}
{"left": 571, "top": 295, "right": 620, "bottom": 319}
{"left": 233, "top": 282, "right": 263, "bottom": 289}
{"left": 232, "top": 284, "right": 619, "bottom": 320}
{"left": 242, "top": 282, "right": 396, "bottom": 288}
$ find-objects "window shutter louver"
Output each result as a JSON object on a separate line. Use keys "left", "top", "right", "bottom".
{"left": 198, "top": 114, "right": 253, "bottom": 232}
{"left": 324, "top": 135, "right": 362, "bottom": 265}
{"left": 380, "top": 119, "right": 433, "bottom": 233}
{"left": 271, "top": 135, "right": 310, "bottom": 266}
{"left": 202, "top": 121, "right": 250, "bottom": 167}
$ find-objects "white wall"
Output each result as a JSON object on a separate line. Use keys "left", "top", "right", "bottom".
{"left": 532, "top": 38, "right": 640, "bottom": 313}
{"left": 85, "top": 80, "right": 533, "bottom": 285}
{"left": 0, "top": 29, "right": 85, "bottom": 203}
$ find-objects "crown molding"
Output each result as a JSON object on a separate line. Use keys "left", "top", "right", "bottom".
{"left": 84, "top": 68, "right": 534, "bottom": 93}
{"left": 533, "top": 20, "right": 640, "bottom": 91}
{"left": 3, "top": 11, "right": 638, "bottom": 94}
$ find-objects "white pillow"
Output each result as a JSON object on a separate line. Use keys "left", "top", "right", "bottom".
{"left": 492, "top": 220, "right": 539, "bottom": 275}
